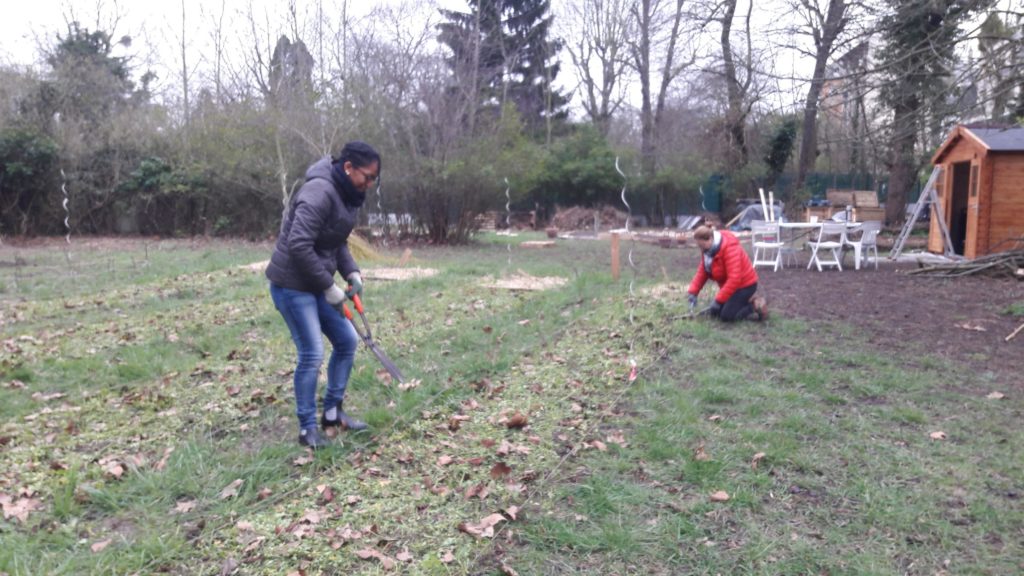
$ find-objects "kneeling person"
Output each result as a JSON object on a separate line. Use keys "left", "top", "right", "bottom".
{"left": 686, "top": 225, "right": 768, "bottom": 322}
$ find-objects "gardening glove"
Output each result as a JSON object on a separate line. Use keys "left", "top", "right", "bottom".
{"left": 708, "top": 301, "right": 723, "bottom": 317}
{"left": 345, "top": 272, "right": 363, "bottom": 299}
{"left": 324, "top": 284, "right": 346, "bottom": 312}
{"left": 687, "top": 293, "right": 698, "bottom": 310}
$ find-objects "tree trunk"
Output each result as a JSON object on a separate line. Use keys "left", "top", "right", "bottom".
{"left": 794, "top": 0, "right": 848, "bottom": 194}
{"left": 885, "top": 96, "right": 919, "bottom": 226}
{"left": 720, "top": 0, "right": 747, "bottom": 166}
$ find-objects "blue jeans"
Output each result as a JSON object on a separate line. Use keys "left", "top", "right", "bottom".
{"left": 269, "top": 283, "right": 359, "bottom": 430}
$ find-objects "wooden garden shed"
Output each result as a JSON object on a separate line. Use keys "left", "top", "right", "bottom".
{"left": 929, "top": 124, "right": 1024, "bottom": 259}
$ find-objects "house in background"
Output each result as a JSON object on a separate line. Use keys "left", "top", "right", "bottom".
{"left": 929, "top": 124, "right": 1024, "bottom": 259}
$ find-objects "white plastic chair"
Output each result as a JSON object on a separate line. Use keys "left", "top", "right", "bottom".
{"left": 807, "top": 221, "right": 847, "bottom": 271}
{"left": 750, "top": 220, "right": 785, "bottom": 271}
{"left": 843, "top": 220, "right": 882, "bottom": 270}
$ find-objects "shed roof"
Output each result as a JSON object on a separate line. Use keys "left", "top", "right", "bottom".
{"left": 932, "top": 125, "right": 1024, "bottom": 164}
{"left": 966, "top": 126, "right": 1024, "bottom": 151}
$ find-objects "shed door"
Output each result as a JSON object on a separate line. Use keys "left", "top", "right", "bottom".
{"left": 963, "top": 161, "right": 980, "bottom": 258}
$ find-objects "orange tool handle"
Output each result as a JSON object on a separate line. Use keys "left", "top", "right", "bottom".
{"left": 352, "top": 294, "right": 364, "bottom": 314}
{"left": 341, "top": 303, "right": 354, "bottom": 320}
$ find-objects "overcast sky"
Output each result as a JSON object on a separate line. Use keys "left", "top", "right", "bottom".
{"left": 0, "top": 0, "right": 817, "bottom": 117}
{"left": 0, "top": 0, "right": 469, "bottom": 67}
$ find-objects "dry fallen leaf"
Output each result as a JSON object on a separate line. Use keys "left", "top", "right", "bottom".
{"left": 99, "top": 458, "right": 125, "bottom": 480}
{"left": 458, "top": 513, "right": 506, "bottom": 539}
{"left": 317, "top": 485, "right": 335, "bottom": 503}
{"left": 506, "top": 412, "right": 528, "bottom": 429}
{"left": 1, "top": 495, "right": 42, "bottom": 522}
{"left": 693, "top": 444, "right": 711, "bottom": 461}
{"left": 220, "top": 479, "right": 244, "bottom": 500}
{"left": 399, "top": 378, "right": 421, "bottom": 391}
{"left": 437, "top": 455, "right": 454, "bottom": 466}
{"left": 490, "top": 462, "right": 512, "bottom": 479}
{"left": 174, "top": 500, "right": 197, "bottom": 514}
{"left": 986, "top": 391, "right": 1005, "bottom": 400}
{"left": 440, "top": 550, "right": 455, "bottom": 564}
{"left": 929, "top": 431, "right": 947, "bottom": 440}
{"left": 91, "top": 539, "right": 112, "bottom": 553}
{"left": 606, "top": 431, "right": 628, "bottom": 447}
{"left": 354, "top": 548, "right": 396, "bottom": 570}
{"left": 236, "top": 521, "right": 254, "bottom": 532}
{"left": 709, "top": 491, "right": 730, "bottom": 502}
{"left": 751, "top": 452, "right": 766, "bottom": 469}
{"left": 504, "top": 505, "right": 520, "bottom": 520}
{"left": 707, "top": 414, "right": 723, "bottom": 422}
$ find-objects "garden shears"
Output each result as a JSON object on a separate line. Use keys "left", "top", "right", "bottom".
{"left": 341, "top": 294, "right": 406, "bottom": 384}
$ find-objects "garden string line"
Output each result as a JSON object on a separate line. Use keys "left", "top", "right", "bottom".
{"left": 615, "top": 156, "right": 639, "bottom": 382}
{"left": 504, "top": 177, "right": 512, "bottom": 270}
{"left": 374, "top": 177, "right": 387, "bottom": 247}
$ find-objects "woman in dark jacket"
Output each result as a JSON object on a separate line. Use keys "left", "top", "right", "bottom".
{"left": 266, "top": 141, "right": 380, "bottom": 448}
{"left": 687, "top": 225, "right": 768, "bottom": 322}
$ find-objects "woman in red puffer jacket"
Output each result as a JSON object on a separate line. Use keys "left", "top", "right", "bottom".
{"left": 687, "top": 225, "right": 768, "bottom": 321}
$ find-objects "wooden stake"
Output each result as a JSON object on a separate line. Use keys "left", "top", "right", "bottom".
{"left": 398, "top": 248, "right": 412, "bottom": 267}
{"left": 611, "top": 233, "right": 620, "bottom": 280}
{"left": 1006, "top": 322, "right": 1024, "bottom": 342}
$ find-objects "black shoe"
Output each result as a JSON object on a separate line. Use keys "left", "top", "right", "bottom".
{"left": 298, "top": 427, "right": 327, "bottom": 449}
{"left": 322, "top": 403, "right": 367, "bottom": 431}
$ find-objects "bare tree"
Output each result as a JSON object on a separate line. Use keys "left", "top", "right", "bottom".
{"left": 713, "top": 0, "right": 756, "bottom": 167}
{"left": 789, "top": 0, "right": 854, "bottom": 194}
{"left": 628, "top": 0, "right": 697, "bottom": 179}
{"left": 560, "top": 0, "right": 635, "bottom": 136}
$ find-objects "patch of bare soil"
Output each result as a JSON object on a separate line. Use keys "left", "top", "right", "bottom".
{"left": 362, "top": 267, "right": 439, "bottom": 281}
{"left": 672, "top": 249, "right": 1024, "bottom": 389}
{"left": 479, "top": 271, "right": 567, "bottom": 291}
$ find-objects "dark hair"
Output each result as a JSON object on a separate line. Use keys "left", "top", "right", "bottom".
{"left": 333, "top": 140, "right": 381, "bottom": 171}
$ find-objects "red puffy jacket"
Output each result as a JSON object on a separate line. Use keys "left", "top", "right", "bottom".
{"left": 687, "top": 230, "right": 758, "bottom": 304}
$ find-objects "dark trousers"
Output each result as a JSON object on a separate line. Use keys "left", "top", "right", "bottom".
{"left": 717, "top": 282, "right": 758, "bottom": 322}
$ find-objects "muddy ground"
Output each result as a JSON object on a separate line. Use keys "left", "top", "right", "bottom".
{"left": 669, "top": 247, "right": 1024, "bottom": 390}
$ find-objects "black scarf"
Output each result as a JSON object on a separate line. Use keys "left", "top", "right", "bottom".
{"left": 330, "top": 161, "right": 367, "bottom": 208}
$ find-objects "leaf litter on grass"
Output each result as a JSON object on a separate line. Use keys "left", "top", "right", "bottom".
{"left": 3, "top": 238, "right": 1023, "bottom": 575}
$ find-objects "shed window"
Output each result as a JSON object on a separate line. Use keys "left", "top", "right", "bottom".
{"left": 970, "top": 165, "right": 979, "bottom": 197}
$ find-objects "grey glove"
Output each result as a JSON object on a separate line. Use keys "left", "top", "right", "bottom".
{"left": 708, "top": 301, "right": 723, "bottom": 316}
{"left": 687, "top": 293, "right": 698, "bottom": 309}
{"left": 324, "top": 284, "right": 346, "bottom": 308}
{"left": 345, "top": 272, "right": 363, "bottom": 299}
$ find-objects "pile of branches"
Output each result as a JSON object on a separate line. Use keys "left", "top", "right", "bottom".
{"left": 550, "top": 206, "right": 628, "bottom": 231}
{"left": 908, "top": 249, "right": 1024, "bottom": 279}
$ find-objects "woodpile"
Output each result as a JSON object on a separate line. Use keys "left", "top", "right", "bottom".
{"left": 550, "top": 206, "right": 627, "bottom": 231}
{"left": 907, "top": 249, "right": 1024, "bottom": 279}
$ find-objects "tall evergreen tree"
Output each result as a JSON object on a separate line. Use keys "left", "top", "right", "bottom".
{"left": 503, "top": 0, "right": 568, "bottom": 139}
{"left": 437, "top": 0, "right": 567, "bottom": 137}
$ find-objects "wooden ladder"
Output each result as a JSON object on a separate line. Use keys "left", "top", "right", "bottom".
{"left": 890, "top": 166, "right": 959, "bottom": 259}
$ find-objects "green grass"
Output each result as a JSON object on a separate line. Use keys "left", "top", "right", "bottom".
{"left": 1, "top": 235, "right": 1021, "bottom": 575}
